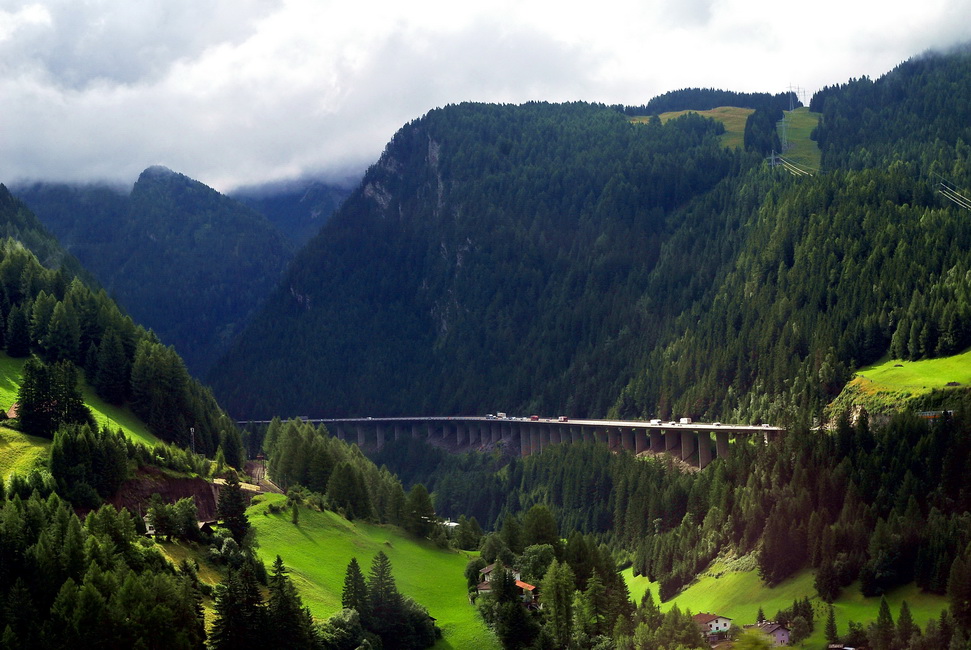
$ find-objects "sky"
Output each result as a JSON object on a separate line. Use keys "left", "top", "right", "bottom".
{"left": 2, "top": 0, "right": 969, "bottom": 193}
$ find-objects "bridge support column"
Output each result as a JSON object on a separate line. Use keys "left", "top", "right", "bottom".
{"left": 596, "top": 428, "right": 608, "bottom": 447}
{"left": 716, "top": 430, "right": 729, "bottom": 459}
{"left": 664, "top": 429, "right": 680, "bottom": 454}
{"left": 519, "top": 424, "right": 529, "bottom": 456}
{"left": 607, "top": 428, "right": 618, "bottom": 450}
{"left": 698, "top": 432, "right": 712, "bottom": 469}
{"left": 650, "top": 430, "right": 663, "bottom": 453}
{"left": 334, "top": 425, "right": 345, "bottom": 441}
{"left": 635, "top": 430, "right": 647, "bottom": 454}
{"left": 427, "top": 423, "right": 434, "bottom": 440}
{"left": 681, "top": 430, "right": 697, "bottom": 463}
{"left": 412, "top": 424, "right": 419, "bottom": 439}
{"left": 531, "top": 427, "right": 540, "bottom": 455}
{"left": 550, "top": 426, "right": 560, "bottom": 445}
{"left": 571, "top": 426, "right": 580, "bottom": 443}
{"left": 394, "top": 424, "right": 402, "bottom": 441}
{"left": 491, "top": 423, "right": 499, "bottom": 443}
{"left": 357, "top": 425, "right": 365, "bottom": 448}
{"left": 621, "top": 428, "right": 634, "bottom": 452}
{"left": 376, "top": 424, "right": 385, "bottom": 450}
{"left": 456, "top": 423, "right": 466, "bottom": 446}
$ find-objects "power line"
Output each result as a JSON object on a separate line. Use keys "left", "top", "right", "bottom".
{"left": 935, "top": 175, "right": 971, "bottom": 212}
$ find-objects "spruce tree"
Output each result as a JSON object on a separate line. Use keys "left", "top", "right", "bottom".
{"left": 209, "top": 566, "right": 267, "bottom": 649}
{"left": 5, "top": 302, "right": 29, "bottom": 357}
{"left": 342, "top": 557, "right": 371, "bottom": 625}
{"left": 216, "top": 473, "right": 250, "bottom": 544}
{"left": 267, "top": 556, "right": 318, "bottom": 648}
{"left": 825, "top": 605, "right": 838, "bottom": 643}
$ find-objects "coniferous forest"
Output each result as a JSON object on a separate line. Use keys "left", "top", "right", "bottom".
{"left": 2, "top": 44, "right": 971, "bottom": 650}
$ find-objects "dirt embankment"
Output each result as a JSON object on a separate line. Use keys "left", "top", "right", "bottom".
{"left": 108, "top": 466, "right": 220, "bottom": 521}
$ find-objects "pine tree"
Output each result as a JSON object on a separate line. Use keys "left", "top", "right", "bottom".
{"left": 825, "top": 605, "right": 838, "bottom": 643}
{"left": 405, "top": 483, "right": 436, "bottom": 537}
{"left": 342, "top": 557, "right": 371, "bottom": 625}
{"left": 540, "top": 559, "right": 575, "bottom": 648}
{"left": 5, "top": 303, "right": 30, "bottom": 357}
{"left": 209, "top": 566, "right": 267, "bottom": 649}
{"left": 94, "top": 327, "right": 128, "bottom": 405}
{"left": 367, "top": 551, "right": 406, "bottom": 647}
{"left": 216, "top": 473, "right": 250, "bottom": 544}
{"left": 897, "top": 600, "right": 916, "bottom": 648}
{"left": 267, "top": 556, "right": 318, "bottom": 648}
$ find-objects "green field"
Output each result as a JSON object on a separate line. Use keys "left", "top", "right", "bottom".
{"left": 249, "top": 493, "right": 499, "bottom": 649}
{"left": 632, "top": 106, "right": 754, "bottom": 150}
{"left": 0, "top": 352, "right": 158, "bottom": 447}
{"left": 0, "top": 425, "right": 50, "bottom": 480}
{"left": 831, "top": 349, "right": 971, "bottom": 414}
{"left": 624, "top": 558, "right": 947, "bottom": 647}
{"left": 778, "top": 107, "right": 821, "bottom": 170}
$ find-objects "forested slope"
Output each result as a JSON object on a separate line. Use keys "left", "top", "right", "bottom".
{"left": 616, "top": 46, "right": 971, "bottom": 426}
{"left": 210, "top": 102, "right": 750, "bottom": 418}
{"left": 14, "top": 167, "right": 294, "bottom": 375}
{"left": 211, "top": 47, "right": 971, "bottom": 428}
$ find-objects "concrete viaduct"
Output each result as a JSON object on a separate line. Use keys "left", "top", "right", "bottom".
{"left": 242, "top": 416, "right": 784, "bottom": 470}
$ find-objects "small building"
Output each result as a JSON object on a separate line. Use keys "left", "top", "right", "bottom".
{"left": 476, "top": 564, "right": 535, "bottom": 604}
{"left": 693, "top": 612, "right": 733, "bottom": 642}
{"left": 757, "top": 621, "right": 790, "bottom": 646}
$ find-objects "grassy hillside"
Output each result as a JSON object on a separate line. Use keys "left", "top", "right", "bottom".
{"left": 0, "top": 352, "right": 159, "bottom": 482}
{"left": 0, "top": 425, "right": 50, "bottom": 480}
{"left": 778, "top": 106, "right": 822, "bottom": 170}
{"left": 634, "top": 106, "right": 754, "bottom": 149}
{"left": 624, "top": 558, "right": 947, "bottom": 647}
{"left": 830, "top": 349, "right": 971, "bottom": 414}
{"left": 248, "top": 493, "right": 499, "bottom": 649}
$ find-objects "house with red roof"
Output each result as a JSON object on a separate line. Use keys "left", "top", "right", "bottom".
{"left": 475, "top": 564, "right": 537, "bottom": 604}
{"left": 692, "top": 612, "right": 733, "bottom": 642}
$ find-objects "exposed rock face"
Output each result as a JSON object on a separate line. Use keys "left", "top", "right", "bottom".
{"left": 108, "top": 466, "right": 220, "bottom": 521}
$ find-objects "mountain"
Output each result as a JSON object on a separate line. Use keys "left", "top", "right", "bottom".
{"left": 0, "top": 183, "right": 234, "bottom": 452}
{"left": 14, "top": 167, "right": 294, "bottom": 375}
{"left": 210, "top": 47, "right": 971, "bottom": 424}
{"left": 208, "top": 101, "right": 746, "bottom": 418}
{"left": 229, "top": 178, "right": 353, "bottom": 248}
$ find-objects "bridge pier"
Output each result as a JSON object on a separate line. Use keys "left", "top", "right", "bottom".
{"left": 571, "top": 426, "right": 580, "bottom": 444}
{"left": 596, "top": 428, "right": 608, "bottom": 447}
{"left": 635, "top": 430, "right": 647, "bottom": 454}
{"left": 680, "top": 430, "right": 696, "bottom": 463}
{"left": 357, "top": 424, "right": 365, "bottom": 448}
{"left": 665, "top": 429, "right": 680, "bottom": 453}
{"left": 456, "top": 422, "right": 466, "bottom": 446}
{"left": 621, "top": 428, "right": 634, "bottom": 452}
{"left": 376, "top": 424, "right": 385, "bottom": 450}
{"left": 698, "top": 432, "right": 712, "bottom": 469}
{"left": 520, "top": 424, "right": 530, "bottom": 457}
{"left": 716, "top": 430, "right": 729, "bottom": 459}
{"left": 650, "top": 430, "right": 663, "bottom": 453}
{"left": 531, "top": 427, "right": 540, "bottom": 455}
{"left": 607, "top": 428, "right": 618, "bottom": 450}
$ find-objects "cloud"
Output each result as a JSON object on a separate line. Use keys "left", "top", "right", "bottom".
{"left": 1, "top": 0, "right": 970, "bottom": 191}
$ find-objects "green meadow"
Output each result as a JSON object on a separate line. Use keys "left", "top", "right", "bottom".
{"left": 0, "top": 425, "right": 50, "bottom": 480}
{"left": 831, "top": 349, "right": 971, "bottom": 414}
{"left": 778, "top": 107, "right": 822, "bottom": 170}
{"left": 0, "top": 352, "right": 158, "bottom": 448}
{"left": 249, "top": 493, "right": 499, "bottom": 650}
{"left": 624, "top": 557, "right": 947, "bottom": 647}
{"left": 633, "top": 106, "right": 754, "bottom": 150}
